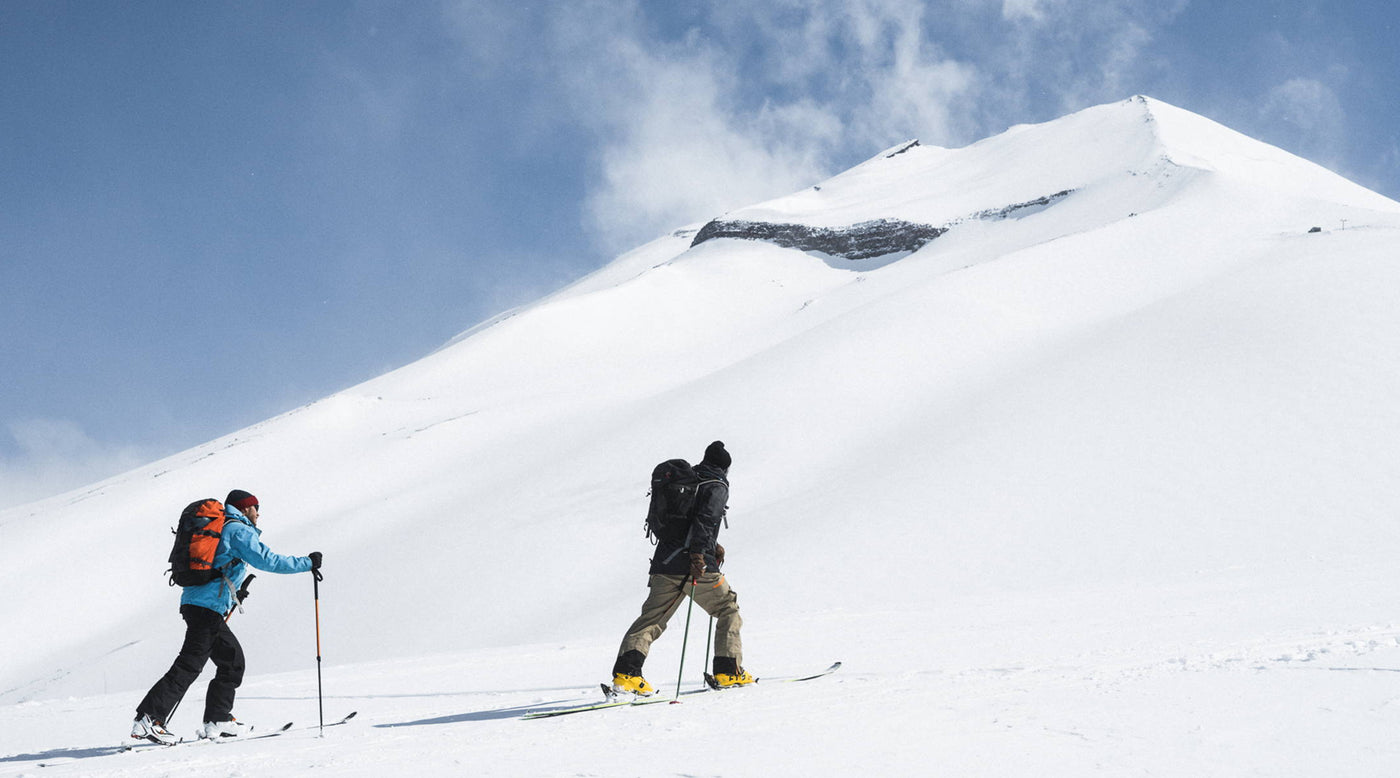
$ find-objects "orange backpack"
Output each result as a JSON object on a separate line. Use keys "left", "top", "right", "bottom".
{"left": 166, "top": 499, "right": 230, "bottom": 587}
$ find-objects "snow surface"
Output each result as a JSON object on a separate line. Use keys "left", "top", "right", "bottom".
{"left": 6, "top": 95, "right": 1400, "bottom": 776}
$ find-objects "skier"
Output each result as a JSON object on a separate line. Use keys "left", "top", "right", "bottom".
{"left": 611, "top": 441, "right": 753, "bottom": 695}
{"left": 130, "top": 490, "right": 322, "bottom": 744}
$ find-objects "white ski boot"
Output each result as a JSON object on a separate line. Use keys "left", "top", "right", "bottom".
{"left": 130, "top": 713, "right": 179, "bottom": 745}
{"left": 202, "top": 718, "right": 252, "bottom": 739}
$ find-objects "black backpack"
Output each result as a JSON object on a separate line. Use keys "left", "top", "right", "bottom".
{"left": 167, "top": 498, "right": 230, "bottom": 587}
{"left": 644, "top": 459, "right": 717, "bottom": 545}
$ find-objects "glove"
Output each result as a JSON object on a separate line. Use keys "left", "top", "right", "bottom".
{"left": 309, "top": 551, "right": 323, "bottom": 582}
{"left": 688, "top": 553, "right": 706, "bottom": 580}
{"left": 714, "top": 544, "right": 725, "bottom": 566}
{"left": 235, "top": 574, "right": 255, "bottom": 604}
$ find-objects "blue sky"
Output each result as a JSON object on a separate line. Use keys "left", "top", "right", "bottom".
{"left": 2, "top": 0, "right": 1397, "bottom": 508}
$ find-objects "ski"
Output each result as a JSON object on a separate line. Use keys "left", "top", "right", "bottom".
{"left": 308, "top": 710, "right": 360, "bottom": 732}
{"left": 120, "top": 737, "right": 184, "bottom": 752}
{"left": 236, "top": 720, "right": 294, "bottom": 740}
{"left": 198, "top": 721, "right": 293, "bottom": 743}
{"left": 124, "top": 722, "right": 290, "bottom": 750}
{"left": 521, "top": 688, "right": 672, "bottom": 719}
{"left": 207, "top": 712, "right": 358, "bottom": 741}
{"left": 118, "top": 712, "right": 357, "bottom": 751}
{"left": 523, "top": 663, "right": 840, "bottom": 719}
{"left": 705, "top": 660, "right": 842, "bottom": 690}
{"left": 325, "top": 710, "right": 359, "bottom": 727}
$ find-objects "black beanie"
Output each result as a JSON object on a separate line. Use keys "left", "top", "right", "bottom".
{"left": 226, "top": 489, "right": 259, "bottom": 511}
{"left": 701, "top": 440, "right": 731, "bottom": 470}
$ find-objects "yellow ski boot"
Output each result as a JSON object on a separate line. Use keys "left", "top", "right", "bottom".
{"left": 611, "top": 672, "right": 656, "bottom": 696}
{"left": 713, "top": 669, "right": 755, "bottom": 688}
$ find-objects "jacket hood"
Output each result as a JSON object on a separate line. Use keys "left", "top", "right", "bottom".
{"left": 695, "top": 462, "right": 729, "bottom": 481}
{"left": 224, "top": 504, "right": 260, "bottom": 533}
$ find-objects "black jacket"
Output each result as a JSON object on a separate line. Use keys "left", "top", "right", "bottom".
{"left": 649, "top": 463, "right": 729, "bottom": 576}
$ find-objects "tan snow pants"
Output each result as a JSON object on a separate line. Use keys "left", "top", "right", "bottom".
{"left": 617, "top": 572, "right": 742, "bottom": 666}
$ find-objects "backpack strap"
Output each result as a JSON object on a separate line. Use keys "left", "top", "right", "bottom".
{"left": 214, "top": 514, "right": 250, "bottom": 609}
{"left": 217, "top": 565, "right": 240, "bottom": 615}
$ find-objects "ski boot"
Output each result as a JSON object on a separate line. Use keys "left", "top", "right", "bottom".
{"left": 713, "top": 669, "right": 756, "bottom": 688}
{"left": 130, "top": 713, "right": 178, "bottom": 745}
{"left": 711, "top": 656, "right": 756, "bottom": 688}
{"left": 202, "top": 718, "right": 252, "bottom": 739}
{"left": 610, "top": 672, "right": 656, "bottom": 696}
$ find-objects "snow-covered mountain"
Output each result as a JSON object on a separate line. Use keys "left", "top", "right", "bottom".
{"left": 7, "top": 96, "right": 1400, "bottom": 776}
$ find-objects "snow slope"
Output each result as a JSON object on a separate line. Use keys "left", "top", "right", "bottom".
{"left": 6, "top": 95, "right": 1400, "bottom": 776}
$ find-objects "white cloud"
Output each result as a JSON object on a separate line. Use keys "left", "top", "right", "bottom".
{"left": 1098, "top": 22, "right": 1153, "bottom": 99}
{"left": 0, "top": 419, "right": 147, "bottom": 510}
{"left": 851, "top": 2, "right": 980, "bottom": 149}
{"left": 1258, "top": 77, "right": 1347, "bottom": 163}
{"left": 540, "top": 4, "right": 822, "bottom": 251}
{"left": 992, "top": 0, "right": 1187, "bottom": 118}
{"left": 541, "top": 0, "right": 983, "bottom": 253}
{"left": 1001, "top": 0, "right": 1046, "bottom": 23}
{"left": 438, "top": 0, "right": 1226, "bottom": 256}
{"left": 440, "top": 0, "right": 533, "bottom": 72}
{"left": 584, "top": 96, "right": 833, "bottom": 240}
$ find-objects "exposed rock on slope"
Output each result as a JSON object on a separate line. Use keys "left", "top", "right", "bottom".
{"left": 690, "top": 189, "right": 1074, "bottom": 260}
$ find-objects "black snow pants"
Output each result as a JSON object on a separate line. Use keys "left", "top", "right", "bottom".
{"left": 136, "top": 604, "right": 246, "bottom": 724}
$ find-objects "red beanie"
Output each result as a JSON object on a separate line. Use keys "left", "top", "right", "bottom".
{"left": 226, "top": 489, "right": 259, "bottom": 511}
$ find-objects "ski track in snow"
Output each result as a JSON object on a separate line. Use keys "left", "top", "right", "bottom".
{"left": 7, "top": 617, "right": 1400, "bottom": 776}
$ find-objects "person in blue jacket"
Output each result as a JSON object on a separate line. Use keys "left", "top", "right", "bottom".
{"left": 131, "top": 489, "right": 322, "bottom": 743}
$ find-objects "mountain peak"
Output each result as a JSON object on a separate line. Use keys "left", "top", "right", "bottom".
{"left": 689, "top": 96, "right": 1397, "bottom": 263}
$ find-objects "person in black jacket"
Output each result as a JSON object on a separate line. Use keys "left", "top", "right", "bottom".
{"left": 611, "top": 441, "right": 752, "bottom": 694}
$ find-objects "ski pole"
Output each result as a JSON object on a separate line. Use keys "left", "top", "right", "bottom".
{"left": 672, "top": 578, "right": 698, "bottom": 703}
{"left": 703, "top": 615, "right": 714, "bottom": 685}
{"left": 314, "top": 572, "right": 324, "bottom": 736}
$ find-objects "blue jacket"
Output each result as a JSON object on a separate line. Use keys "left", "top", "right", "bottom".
{"left": 180, "top": 504, "right": 312, "bottom": 615}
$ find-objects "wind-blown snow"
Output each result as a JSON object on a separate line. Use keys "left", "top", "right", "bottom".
{"left": 6, "top": 96, "right": 1400, "bottom": 776}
